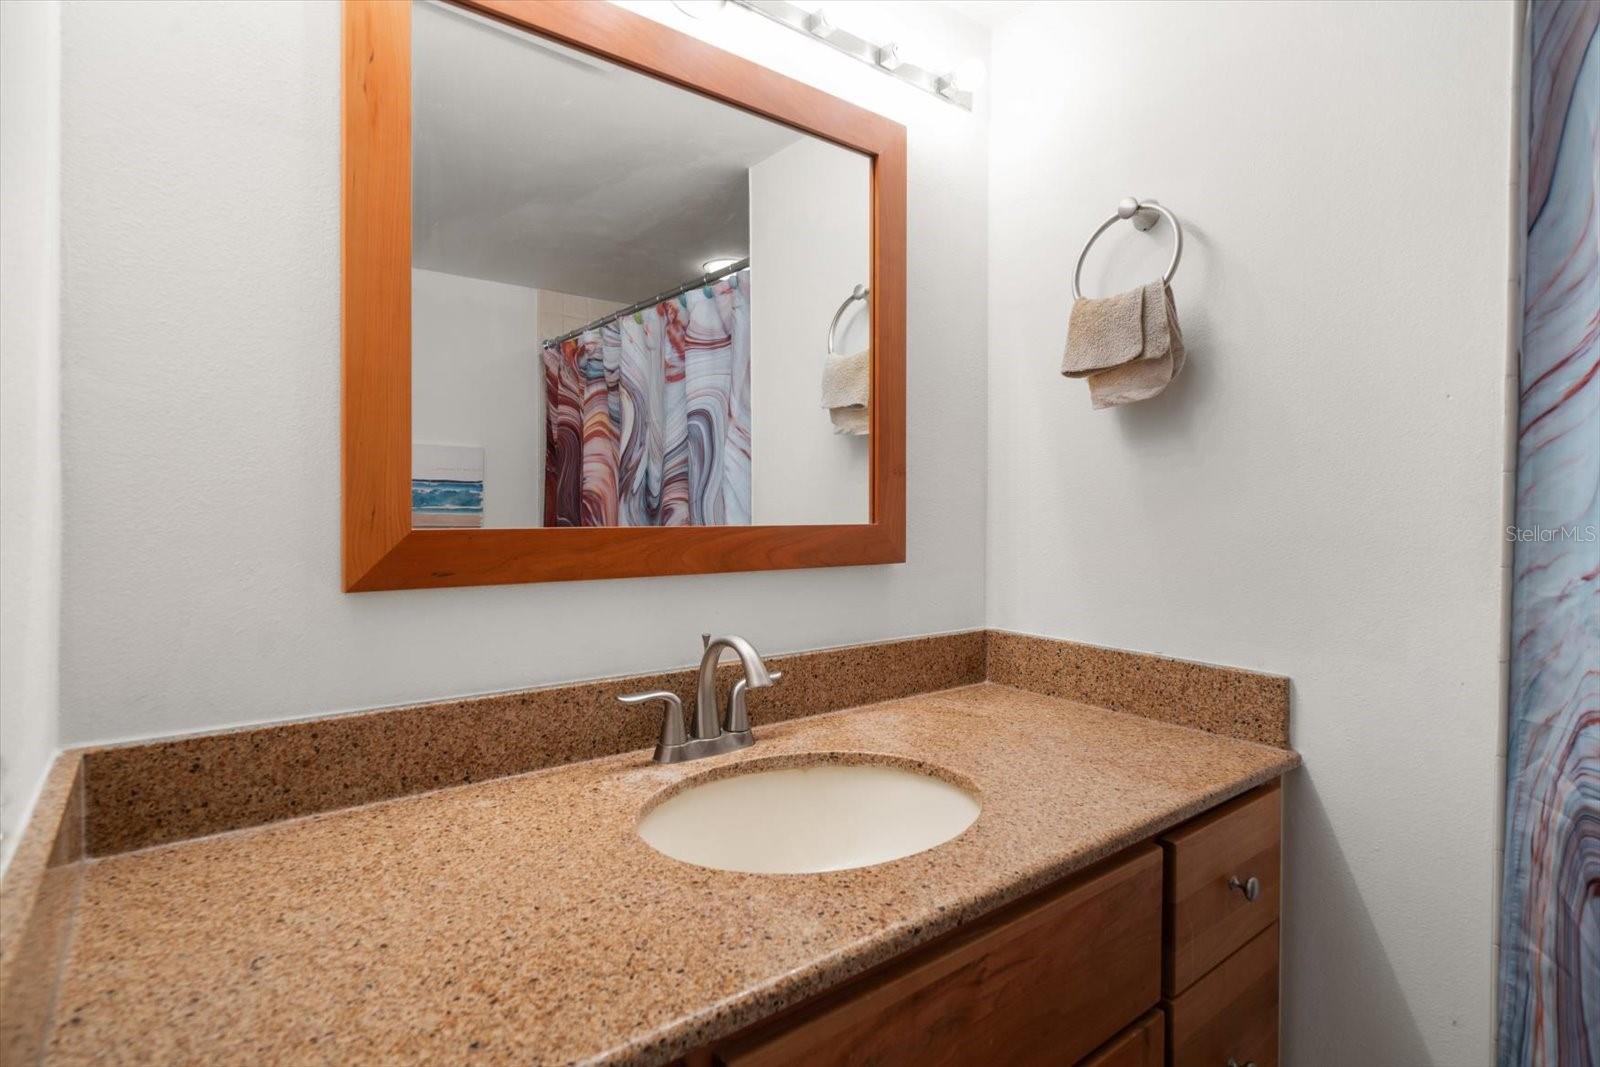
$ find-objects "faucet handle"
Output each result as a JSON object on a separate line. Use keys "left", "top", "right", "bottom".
{"left": 617, "top": 690, "right": 687, "bottom": 755}
{"left": 727, "top": 670, "right": 782, "bottom": 735}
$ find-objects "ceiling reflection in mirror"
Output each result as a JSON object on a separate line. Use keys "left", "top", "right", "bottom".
{"left": 410, "top": 1, "right": 873, "bottom": 530}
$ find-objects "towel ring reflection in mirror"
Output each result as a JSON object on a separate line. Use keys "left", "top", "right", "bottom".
{"left": 828, "top": 284, "right": 870, "bottom": 356}
{"left": 1071, "top": 197, "right": 1183, "bottom": 301}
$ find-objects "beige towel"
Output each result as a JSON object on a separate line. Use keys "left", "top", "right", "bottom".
{"left": 1087, "top": 285, "right": 1185, "bottom": 408}
{"left": 1061, "top": 285, "right": 1146, "bottom": 376}
{"left": 821, "top": 348, "right": 870, "bottom": 436}
{"left": 1061, "top": 280, "right": 1186, "bottom": 408}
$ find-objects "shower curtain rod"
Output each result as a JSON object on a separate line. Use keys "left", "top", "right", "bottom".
{"left": 541, "top": 257, "right": 751, "bottom": 348}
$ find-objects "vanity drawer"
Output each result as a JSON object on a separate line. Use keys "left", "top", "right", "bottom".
{"left": 1165, "top": 922, "right": 1279, "bottom": 1067}
{"left": 715, "top": 845, "right": 1162, "bottom": 1067}
{"left": 1160, "top": 781, "right": 1280, "bottom": 995}
{"left": 1080, "top": 1009, "right": 1165, "bottom": 1067}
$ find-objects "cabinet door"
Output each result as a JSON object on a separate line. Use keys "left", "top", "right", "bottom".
{"left": 717, "top": 845, "right": 1163, "bottom": 1067}
{"left": 1080, "top": 1010, "right": 1164, "bottom": 1067}
{"left": 1166, "top": 922, "right": 1279, "bottom": 1067}
{"left": 1161, "top": 782, "right": 1280, "bottom": 995}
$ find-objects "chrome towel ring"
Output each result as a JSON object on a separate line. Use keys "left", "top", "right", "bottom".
{"left": 827, "top": 283, "right": 869, "bottom": 356}
{"left": 1072, "top": 197, "right": 1183, "bottom": 301}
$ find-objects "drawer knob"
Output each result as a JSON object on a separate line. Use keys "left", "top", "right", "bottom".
{"left": 1226, "top": 1060, "right": 1258, "bottom": 1067}
{"left": 1227, "top": 875, "right": 1262, "bottom": 902}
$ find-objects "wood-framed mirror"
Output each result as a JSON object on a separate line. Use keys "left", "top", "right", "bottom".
{"left": 342, "top": 0, "right": 906, "bottom": 590}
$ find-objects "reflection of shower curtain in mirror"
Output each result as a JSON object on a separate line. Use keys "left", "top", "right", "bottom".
{"left": 542, "top": 270, "right": 752, "bottom": 527}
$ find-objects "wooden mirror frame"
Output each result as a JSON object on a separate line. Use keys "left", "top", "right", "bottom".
{"left": 342, "top": 0, "right": 906, "bottom": 591}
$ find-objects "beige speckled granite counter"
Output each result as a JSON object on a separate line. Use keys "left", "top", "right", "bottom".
{"left": 1, "top": 755, "right": 84, "bottom": 1066}
{"left": 45, "top": 683, "right": 1297, "bottom": 1066}
{"left": 80, "top": 632, "right": 988, "bottom": 856}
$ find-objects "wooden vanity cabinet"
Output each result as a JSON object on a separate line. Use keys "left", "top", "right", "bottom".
{"left": 1080, "top": 1009, "right": 1165, "bottom": 1067}
{"left": 1160, "top": 782, "right": 1282, "bottom": 996}
{"left": 1159, "top": 782, "right": 1281, "bottom": 1067}
{"left": 715, "top": 845, "right": 1162, "bottom": 1067}
{"left": 1165, "top": 924, "right": 1279, "bottom": 1067}
{"left": 686, "top": 781, "right": 1282, "bottom": 1067}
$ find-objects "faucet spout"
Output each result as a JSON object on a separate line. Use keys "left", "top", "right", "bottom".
{"left": 695, "top": 635, "right": 773, "bottom": 740}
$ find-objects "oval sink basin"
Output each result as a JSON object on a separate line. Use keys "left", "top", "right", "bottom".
{"left": 638, "top": 760, "right": 980, "bottom": 874}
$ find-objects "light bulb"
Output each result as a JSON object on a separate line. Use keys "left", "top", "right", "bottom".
{"left": 702, "top": 256, "right": 742, "bottom": 274}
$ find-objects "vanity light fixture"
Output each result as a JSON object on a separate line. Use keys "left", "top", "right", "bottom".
{"left": 726, "top": 0, "right": 976, "bottom": 110}
{"left": 936, "top": 59, "right": 988, "bottom": 99}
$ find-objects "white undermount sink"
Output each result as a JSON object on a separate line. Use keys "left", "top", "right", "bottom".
{"left": 637, "top": 760, "right": 981, "bottom": 874}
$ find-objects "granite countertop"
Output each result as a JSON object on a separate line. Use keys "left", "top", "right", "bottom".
{"left": 45, "top": 683, "right": 1298, "bottom": 1066}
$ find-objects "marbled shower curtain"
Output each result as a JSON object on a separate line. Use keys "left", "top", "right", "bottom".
{"left": 542, "top": 269, "right": 751, "bottom": 527}
{"left": 1499, "top": 3, "right": 1599, "bottom": 1065}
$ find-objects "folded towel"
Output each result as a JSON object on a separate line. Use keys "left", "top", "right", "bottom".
{"left": 1087, "top": 286, "right": 1186, "bottom": 408}
{"left": 1061, "top": 285, "right": 1146, "bottom": 376}
{"left": 821, "top": 347, "right": 870, "bottom": 436}
{"left": 1062, "top": 280, "right": 1186, "bottom": 408}
{"left": 829, "top": 405, "right": 870, "bottom": 435}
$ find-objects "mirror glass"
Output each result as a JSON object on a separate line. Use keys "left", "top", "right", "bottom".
{"left": 410, "top": 1, "right": 873, "bottom": 530}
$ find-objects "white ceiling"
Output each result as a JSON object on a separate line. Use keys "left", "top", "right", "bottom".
{"left": 412, "top": 1, "right": 815, "bottom": 301}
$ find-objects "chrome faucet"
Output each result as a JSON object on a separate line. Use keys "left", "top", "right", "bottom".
{"left": 617, "top": 634, "right": 781, "bottom": 764}
{"left": 693, "top": 634, "right": 771, "bottom": 739}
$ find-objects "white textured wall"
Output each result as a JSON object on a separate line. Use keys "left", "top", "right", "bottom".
{"left": 56, "top": 0, "right": 988, "bottom": 746}
{"left": 749, "top": 137, "right": 871, "bottom": 525}
{"left": 11, "top": 0, "right": 1521, "bottom": 1048}
{"left": 985, "top": 2, "right": 1514, "bottom": 1064}
{"left": 0, "top": 0, "right": 63, "bottom": 871}
{"left": 412, "top": 268, "right": 543, "bottom": 528}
